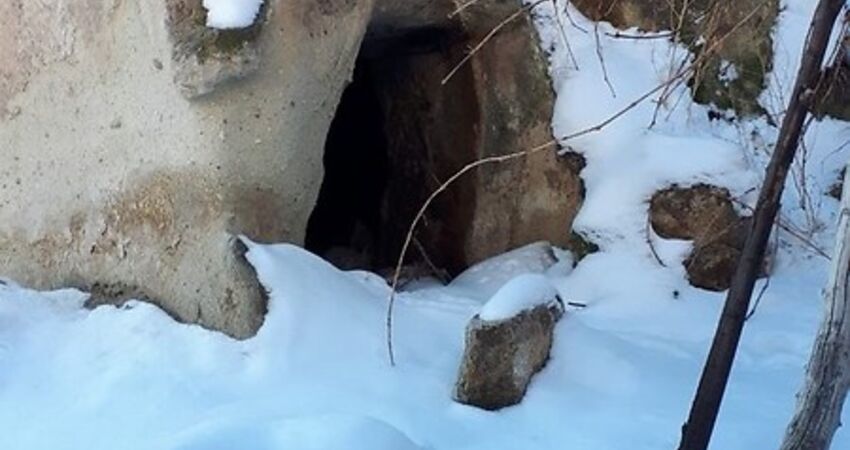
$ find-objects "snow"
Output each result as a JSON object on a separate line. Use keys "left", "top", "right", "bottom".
{"left": 478, "top": 273, "right": 560, "bottom": 321}
{"left": 168, "top": 414, "right": 423, "bottom": 450}
{"left": 449, "top": 241, "right": 571, "bottom": 300}
{"left": 202, "top": 0, "right": 263, "bottom": 29}
{"left": 2, "top": 0, "right": 850, "bottom": 449}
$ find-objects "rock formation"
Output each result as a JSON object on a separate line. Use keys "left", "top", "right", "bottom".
{"left": 454, "top": 273, "right": 565, "bottom": 410}
{"left": 0, "top": 0, "right": 583, "bottom": 337}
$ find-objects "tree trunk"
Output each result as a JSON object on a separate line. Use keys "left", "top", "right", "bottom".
{"left": 677, "top": 1, "right": 847, "bottom": 449}
{"left": 779, "top": 165, "right": 850, "bottom": 450}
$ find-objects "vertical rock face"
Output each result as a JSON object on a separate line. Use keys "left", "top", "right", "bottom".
{"left": 0, "top": 0, "right": 375, "bottom": 338}
{"left": 454, "top": 274, "right": 565, "bottom": 410}
{"left": 369, "top": 0, "right": 584, "bottom": 273}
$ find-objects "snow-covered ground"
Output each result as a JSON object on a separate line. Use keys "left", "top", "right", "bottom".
{"left": 2, "top": 1, "right": 850, "bottom": 449}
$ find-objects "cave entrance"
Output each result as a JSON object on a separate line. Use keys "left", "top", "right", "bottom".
{"left": 304, "top": 61, "right": 389, "bottom": 270}
{"left": 304, "top": 23, "right": 472, "bottom": 274}
{"left": 305, "top": 2, "right": 581, "bottom": 279}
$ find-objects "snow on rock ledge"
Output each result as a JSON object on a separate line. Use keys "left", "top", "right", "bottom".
{"left": 449, "top": 242, "right": 564, "bottom": 301}
{"left": 203, "top": 0, "right": 264, "bottom": 29}
{"left": 454, "top": 274, "right": 565, "bottom": 410}
{"left": 478, "top": 274, "right": 562, "bottom": 321}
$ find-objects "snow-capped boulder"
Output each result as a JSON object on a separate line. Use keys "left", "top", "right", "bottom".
{"left": 454, "top": 274, "right": 565, "bottom": 410}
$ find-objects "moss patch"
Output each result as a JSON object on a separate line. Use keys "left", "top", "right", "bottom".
{"left": 564, "top": 230, "right": 599, "bottom": 263}
{"left": 167, "top": 0, "right": 267, "bottom": 64}
{"left": 571, "top": 0, "right": 779, "bottom": 117}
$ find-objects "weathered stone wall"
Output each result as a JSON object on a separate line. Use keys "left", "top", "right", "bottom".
{"left": 0, "top": 0, "right": 375, "bottom": 337}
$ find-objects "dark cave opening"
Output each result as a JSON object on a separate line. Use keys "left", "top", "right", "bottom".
{"left": 304, "top": 61, "right": 390, "bottom": 270}
{"left": 305, "top": 24, "right": 474, "bottom": 273}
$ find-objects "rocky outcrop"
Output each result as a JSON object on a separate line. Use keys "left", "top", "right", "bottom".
{"left": 649, "top": 184, "right": 763, "bottom": 291}
{"left": 454, "top": 274, "right": 564, "bottom": 410}
{"left": 0, "top": 0, "right": 580, "bottom": 337}
{"left": 0, "top": 0, "right": 374, "bottom": 338}
{"left": 369, "top": 0, "right": 584, "bottom": 273}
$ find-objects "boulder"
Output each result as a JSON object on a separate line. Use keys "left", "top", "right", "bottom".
{"left": 649, "top": 184, "right": 764, "bottom": 291}
{"left": 649, "top": 184, "right": 741, "bottom": 242}
{"left": 454, "top": 274, "right": 564, "bottom": 410}
{"left": 0, "top": 0, "right": 374, "bottom": 338}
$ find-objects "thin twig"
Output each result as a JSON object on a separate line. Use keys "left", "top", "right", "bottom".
{"left": 413, "top": 237, "right": 450, "bottom": 284}
{"left": 449, "top": 0, "right": 483, "bottom": 19}
{"left": 746, "top": 225, "right": 779, "bottom": 321}
{"left": 605, "top": 31, "right": 676, "bottom": 40}
{"left": 594, "top": 22, "right": 617, "bottom": 97}
{"left": 442, "top": 0, "right": 547, "bottom": 85}
{"left": 551, "top": 0, "right": 580, "bottom": 69}
{"left": 385, "top": 139, "right": 558, "bottom": 365}
{"left": 646, "top": 215, "right": 667, "bottom": 267}
{"left": 562, "top": 2, "right": 588, "bottom": 33}
{"left": 726, "top": 195, "right": 831, "bottom": 259}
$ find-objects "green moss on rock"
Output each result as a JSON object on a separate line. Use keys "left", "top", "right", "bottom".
{"left": 565, "top": 231, "right": 599, "bottom": 263}
{"left": 167, "top": 0, "right": 267, "bottom": 64}
{"left": 571, "top": 0, "right": 779, "bottom": 117}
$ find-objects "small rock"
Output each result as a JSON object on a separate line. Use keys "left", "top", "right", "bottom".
{"left": 685, "top": 242, "right": 743, "bottom": 291}
{"left": 152, "top": 58, "right": 164, "bottom": 70}
{"left": 454, "top": 274, "right": 564, "bottom": 410}
{"left": 649, "top": 183, "right": 739, "bottom": 241}
{"left": 110, "top": 118, "right": 122, "bottom": 129}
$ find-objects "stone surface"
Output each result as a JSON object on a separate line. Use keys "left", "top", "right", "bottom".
{"left": 369, "top": 0, "right": 584, "bottom": 273}
{"left": 166, "top": 0, "right": 265, "bottom": 99}
{"left": 649, "top": 184, "right": 741, "bottom": 242}
{"left": 684, "top": 241, "right": 746, "bottom": 292}
{"left": 649, "top": 184, "right": 761, "bottom": 291}
{"left": 0, "top": 0, "right": 375, "bottom": 338}
{"left": 454, "top": 279, "right": 564, "bottom": 410}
